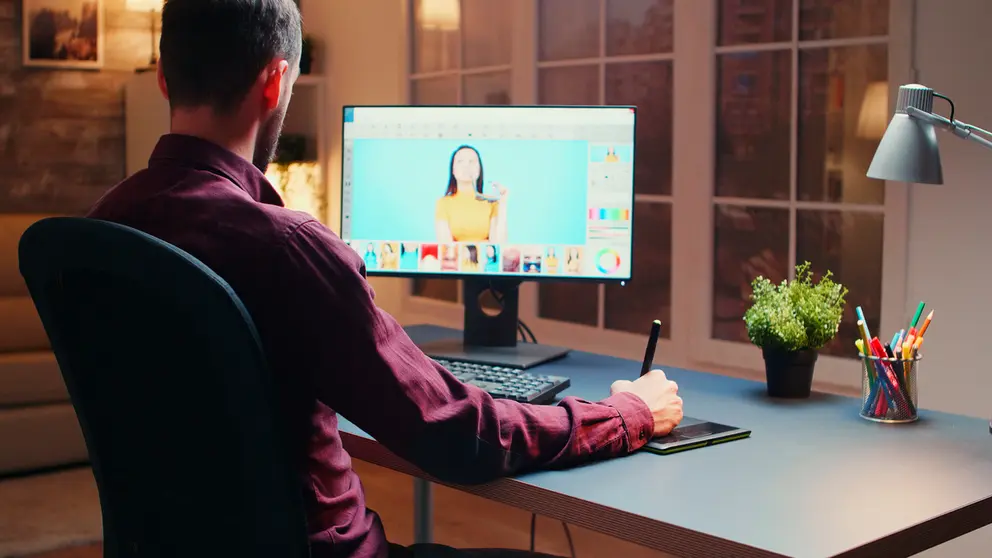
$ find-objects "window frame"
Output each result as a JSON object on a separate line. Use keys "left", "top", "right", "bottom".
{"left": 683, "top": 0, "right": 913, "bottom": 390}
{"left": 397, "top": 0, "right": 913, "bottom": 390}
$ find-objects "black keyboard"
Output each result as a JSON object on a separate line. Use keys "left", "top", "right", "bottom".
{"left": 436, "top": 359, "right": 571, "bottom": 404}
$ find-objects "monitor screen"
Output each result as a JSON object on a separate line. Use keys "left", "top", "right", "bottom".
{"left": 340, "top": 105, "right": 636, "bottom": 282}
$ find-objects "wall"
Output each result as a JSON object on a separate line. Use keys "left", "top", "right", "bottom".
{"left": 907, "top": 0, "right": 992, "bottom": 421}
{"left": 0, "top": 0, "right": 152, "bottom": 214}
{"left": 301, "top": 0, "right": 407, "bottom": 315}
{"left": 909, "top": 2, "right": 992, "bottom": 552}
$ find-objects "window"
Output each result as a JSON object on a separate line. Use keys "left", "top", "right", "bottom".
{"left": 709, "top": 0, "right": 891, "bottom": 357}
{"left": 536, "top": 0, "right": 675, "bottom": 338}
{"left": 408, "top": 0, "right": 514, "bottom": 303}
{"left": 399, "top": 0, "right": 908, "bottom": 387}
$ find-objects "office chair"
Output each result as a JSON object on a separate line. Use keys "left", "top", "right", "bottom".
{"left": 18, "top": 217, "right": 310, "bottom": 558}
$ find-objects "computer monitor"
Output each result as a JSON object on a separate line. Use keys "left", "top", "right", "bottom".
{"left": 340, "top": 105, "right": 636, "bottom": 368}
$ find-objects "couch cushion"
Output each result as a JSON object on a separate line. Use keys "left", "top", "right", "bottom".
{"left": 0, "top": 403, "right": 87, "bottom": 474}
{"left": 0, "top": 214, "right": 56, "bottom": 297}
{"left": 0, "top": 351, "right": 66, "bottom": 407}
{"left": 0, "top": 296, "right": 49, "bottom": 353}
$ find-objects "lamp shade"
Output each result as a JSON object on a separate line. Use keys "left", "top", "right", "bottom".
{"left": 126, "top": 0, "right": 162, "bottom": 11}
{"left": 418, "top": 0, "right": 460, "bottom": 31}
{"left": 866, "top": 84, "right": 944, "bottom": 185}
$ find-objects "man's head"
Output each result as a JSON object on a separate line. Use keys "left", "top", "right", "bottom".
{"left": 158, "top": 0, "right": 303, "bottom": 171}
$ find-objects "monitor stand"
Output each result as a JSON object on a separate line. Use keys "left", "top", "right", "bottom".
{"left": 417, "top": 279, "right": 570, "bottom": 370}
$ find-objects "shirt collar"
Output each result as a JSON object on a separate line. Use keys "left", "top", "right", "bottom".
{"left": 148, "top": 133, "right": 285, "bottom": 207}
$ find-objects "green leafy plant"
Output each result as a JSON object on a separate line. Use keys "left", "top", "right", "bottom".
{"left": 743, "top": 261, "right": 849, "bottom": 352}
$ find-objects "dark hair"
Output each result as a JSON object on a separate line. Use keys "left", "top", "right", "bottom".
{"left": 160, "top": 0, "right": 303, "bottom": 114}
{"left": 466, "top": 245, "right": 478, "bottom": 264}
{"left": 486, "top": 245, "right": 498, "bottom": 263}
{"left": 445, "top": 145, "right": 484, "bottom": 196}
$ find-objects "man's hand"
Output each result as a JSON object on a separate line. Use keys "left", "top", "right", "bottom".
{"left": 611, "top": 369, "right": 684, "bottom": 438}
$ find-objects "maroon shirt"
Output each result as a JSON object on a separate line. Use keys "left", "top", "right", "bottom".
{"left": 88, "top": 134, "right": 654, "bottom": 558}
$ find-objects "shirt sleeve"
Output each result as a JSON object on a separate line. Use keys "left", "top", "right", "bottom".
{"left": 276, "top": 220, "right": 654, "bottom": 485}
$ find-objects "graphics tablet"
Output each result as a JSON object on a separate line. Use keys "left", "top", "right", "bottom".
{"left": 643, "top": 417, "right": 751, "bottom": 455}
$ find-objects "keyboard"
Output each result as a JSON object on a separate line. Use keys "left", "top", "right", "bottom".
{"left": 436, "top": 359, "right": 571, "bottom": 404}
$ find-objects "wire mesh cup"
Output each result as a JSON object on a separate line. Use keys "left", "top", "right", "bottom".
{"left": 859, "top": 353, "right": 921, "bottom": 423}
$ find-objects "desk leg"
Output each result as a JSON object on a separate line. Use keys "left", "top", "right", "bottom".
{"left": 413, "top": 478, "right": 433, "bottom": 544}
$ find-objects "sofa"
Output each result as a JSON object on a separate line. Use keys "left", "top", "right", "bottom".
{"left": 0, "top": 214, "right": 88, "bottom": 475}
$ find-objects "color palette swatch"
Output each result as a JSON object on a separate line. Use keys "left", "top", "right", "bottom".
{"left": 596, "top": 248, "right": 622, "bottom": 275}
{"left": 588, "top": 208, "right": 631, "bottom": 221}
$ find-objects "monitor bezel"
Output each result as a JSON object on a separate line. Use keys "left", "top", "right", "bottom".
{"left": 339, "top": 104, "right": 638, "bottom": 285}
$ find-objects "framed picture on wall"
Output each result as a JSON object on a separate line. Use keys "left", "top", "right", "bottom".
{"left": 22, "top": 0, "right": 105, "bottom": 69}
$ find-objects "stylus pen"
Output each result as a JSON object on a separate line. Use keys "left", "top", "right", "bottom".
{"left": 640, "top": 320, "right": 662, "bottom": 377}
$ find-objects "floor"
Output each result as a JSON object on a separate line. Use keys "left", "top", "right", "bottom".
{"left": 25, "top": 460, "right": 672, "bottom": 558}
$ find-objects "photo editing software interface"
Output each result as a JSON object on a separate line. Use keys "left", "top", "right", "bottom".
{"left": 340, "top": 106, "right": 636, "bottom": 282}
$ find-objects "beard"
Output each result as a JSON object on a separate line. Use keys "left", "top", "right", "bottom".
{"left": 252, "top": 106, "right": 289, "bottom": 172}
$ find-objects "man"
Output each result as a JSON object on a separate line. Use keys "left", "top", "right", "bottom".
{"left": 88, "top": 1, "right": 684, "bottom": 557}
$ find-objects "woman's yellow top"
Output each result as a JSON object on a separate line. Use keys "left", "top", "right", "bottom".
{"left": 545, "top": 256, "right": 559, "bottom": 273}
{"left": 436, "top": 190, "right": 499, "bottom": 242}
{"left": 381, "top": 252, "right": 399, "bottom": 270}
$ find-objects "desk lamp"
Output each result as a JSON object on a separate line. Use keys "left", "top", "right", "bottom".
{"left": 866, "top": 84, "right": 992, "bottom": 433}
{"left": 867, "top": 84, "right": 992, "bottom": 184}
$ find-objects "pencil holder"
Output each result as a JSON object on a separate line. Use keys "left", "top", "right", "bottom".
{"left": 859, "top": 354, "right": 921, "bottom": 423}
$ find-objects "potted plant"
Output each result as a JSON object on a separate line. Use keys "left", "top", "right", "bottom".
{"left": 743, "top": 261, "right": 848, "bottom": 398}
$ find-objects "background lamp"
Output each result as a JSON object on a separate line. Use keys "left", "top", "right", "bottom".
{"left": 867, "top": 84, "right": 992, "bottom": 184}
{"left": 857, "top": 81, "right": 890, "bottom": 140}
{"left": 125, "top": 0, "right": 162, "bottom": 67}
{"left": 418, "top": 0, "right": 460, "bottom": 31}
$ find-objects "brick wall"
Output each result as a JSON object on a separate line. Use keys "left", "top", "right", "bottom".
{"left": 0, "top": 0, "right": 154, "bottom": 214}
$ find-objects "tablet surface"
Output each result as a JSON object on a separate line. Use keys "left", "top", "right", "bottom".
{"left": 643, "top": 416, "right": 751, "bottom": 455}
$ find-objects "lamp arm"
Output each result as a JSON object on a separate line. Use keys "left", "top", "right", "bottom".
{"left": 906, "top": 106, "right": 992, "bottom": 151}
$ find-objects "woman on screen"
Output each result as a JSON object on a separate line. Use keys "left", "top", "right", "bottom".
{"left": 380, "top": 242, "right": 399, "bottom": 270}
{"left": 605, "top": 146, "right": 620, "bottom": 163}
{"left": 363, "top": 242, "right": 378, "bottom": 269}
{"left": 484, "top": 244, "right": 500, "bottom": 273}
{"left": 435, "top": 145, "right": 508, "bottom": 243}
{"left": 461, "top": 244, "right": 480, "bottom": 272}
{"left": 565, "top": 247, "right": 581, "bottom": 274}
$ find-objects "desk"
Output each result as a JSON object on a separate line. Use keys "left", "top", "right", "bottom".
{"left": 339, "top": 325, "right": 992, "bottom": 558}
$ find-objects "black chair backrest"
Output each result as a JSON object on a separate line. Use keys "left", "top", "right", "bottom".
{"left": 18, "top": 217, "right": 309, "bottom": 558}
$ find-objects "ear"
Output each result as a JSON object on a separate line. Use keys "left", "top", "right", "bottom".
{"left": 157, "top": 64, "right": 168, "bottom": 100}
{"left": 261, "top": 59, "right": 291, "bottom": 111}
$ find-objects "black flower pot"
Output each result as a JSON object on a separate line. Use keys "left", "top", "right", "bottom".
{"left": 762, "top": 348, "right": 818, "bottom": 398}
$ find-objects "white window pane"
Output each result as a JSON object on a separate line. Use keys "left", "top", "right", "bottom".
{"left": 411, "top": 77, "right": 458, "bottom": 105}
{"left": 606, "top": 61, "right": 673, "bottom": 196}
{"left": 606, "top": 0, "right": 674, "bottom": 56}
{"left": 718, "top": 0, "right": 793, "bottom": 46}
{"left": 799, "top": 0, "right": 889, "bottom": 41}
{"left": 538, "top": 65, "right": 599, "bottom": 105}
{"left": 716, "top": 50, "right": 792, "bottom": 200}
{"left": 462, "top": 0, "right": 511, "bottom": 68}
{"left": 797, "top": 45, "right": 887, "bottom": 204}
{"left": 712, "top": 205, "right": 789, "bottom": 343}
{"left": 538, "top": 0, "right": 599, "bottom": 61}
{"left": 605, "top": 202, "right": 672, "bottom": 337}
{"left": 463, "top": 72, "right": 511, "bottom": 105}
{"left": 412, "top": 0, "right": 460, "bottom": 73}
{"left": 796, "top": 210, "right": 883, "bottom": 357}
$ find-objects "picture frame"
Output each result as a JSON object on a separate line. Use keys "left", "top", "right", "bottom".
{"left": 22, "top": 0, "right": 105, "bottom": 69}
